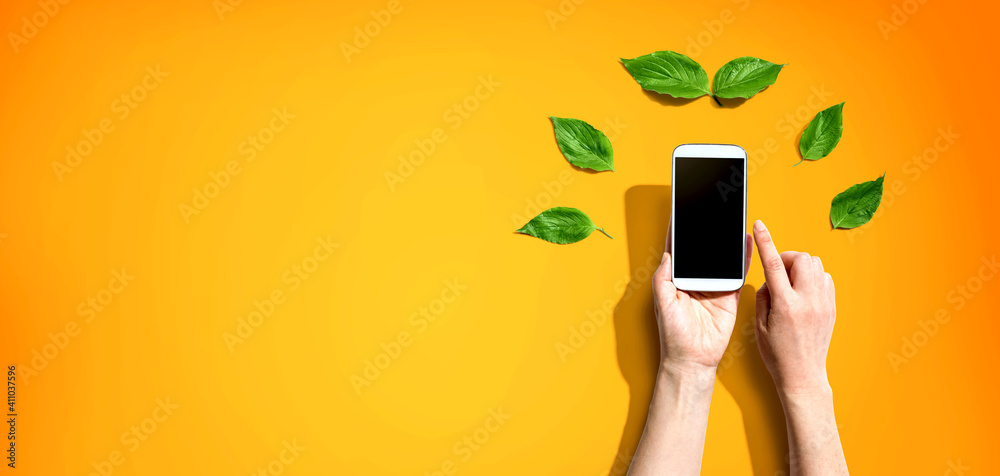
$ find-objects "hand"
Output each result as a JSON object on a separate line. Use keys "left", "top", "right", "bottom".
{"left": 629, "top": 228, "right": 752, "bottom": 476}
{"left": 652, "top": 227, "right": 753, "bottom": 375}
{"left": 751, "top": 220, "right": 837, "bottom": 397}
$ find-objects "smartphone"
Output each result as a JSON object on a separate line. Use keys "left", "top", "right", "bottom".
{"left": 670, "top": 144, "right": 747, "bottom": 292}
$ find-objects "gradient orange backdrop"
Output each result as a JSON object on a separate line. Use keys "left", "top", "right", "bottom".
{"left": 2, "top": 0, "right": 999, "bottom": 474}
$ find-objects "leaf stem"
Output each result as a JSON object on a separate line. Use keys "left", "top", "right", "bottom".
{"left": 712, "top": 95, "right": 723, "bottom": 106}
{"left": 596, "top": 227, "right": 613, "bottom": 239}
{"left": 793, "top": 160, "right": 804, "bottom": 167}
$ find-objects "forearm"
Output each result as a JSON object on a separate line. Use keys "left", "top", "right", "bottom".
{"left": 780, "top": 385, "right": 849, "bottom": 476}
{"left": 627, "top": 365, "right": 716, "bottom": 476}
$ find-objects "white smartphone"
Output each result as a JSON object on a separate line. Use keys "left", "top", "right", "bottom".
{"left": 670, "top": 144, "right": 747, "bottom": 292}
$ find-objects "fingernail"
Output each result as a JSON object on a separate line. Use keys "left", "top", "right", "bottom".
{"left": 754, "top": 220, "right": 765, "bottom": 232}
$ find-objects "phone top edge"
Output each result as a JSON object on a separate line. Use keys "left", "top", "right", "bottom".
{"left": 672, "top": 143, "right": 747, "bottom": 159}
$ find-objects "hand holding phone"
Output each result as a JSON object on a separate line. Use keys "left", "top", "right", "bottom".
{"left": 652, "top": 216, "right": 752, "bottom": 372}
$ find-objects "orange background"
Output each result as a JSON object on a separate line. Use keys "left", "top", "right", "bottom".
{"left": 2, "top": 0, "right": 999, "bottom": 474}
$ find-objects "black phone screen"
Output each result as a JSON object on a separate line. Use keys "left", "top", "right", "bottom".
{"left": 673, "top": 157, "right": 745, "bottom": 279}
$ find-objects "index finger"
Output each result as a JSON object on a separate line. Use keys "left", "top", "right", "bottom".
{"left": 752, "top": 220, "right": 791, "bottom": 293}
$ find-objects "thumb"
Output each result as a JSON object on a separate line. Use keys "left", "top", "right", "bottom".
{"left": 653, "top": 251, "right": 677, "bottom": 297}
{"left": 755, "top": 282, "right": 771, "bottom": 330}
{"left": 657, "top": 251, "right": 671, "bottom": 281}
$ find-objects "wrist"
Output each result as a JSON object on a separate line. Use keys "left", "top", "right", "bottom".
{"left": 658, "top": 360, "right": 717, "bottom": 394}
{"left": 777, "top": 380, "right": 833, "bottom": 404}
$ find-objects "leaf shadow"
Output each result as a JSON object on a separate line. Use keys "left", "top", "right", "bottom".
{"left": 795, "top": 126, "right": 806, "bottom": 163}
{"left": 568, "top": 164, "right": 605, "bottom": 175}
{"left": 715, "top": 96, "right": 749, "bottom": 108}
{"left": 607, "top": 184, "right": 789, "bottom": 476}
{"left": 641, "top": 89, "right": 700, "bottom": 107}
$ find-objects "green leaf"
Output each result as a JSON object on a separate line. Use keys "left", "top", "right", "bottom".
{"left": 712, "top": 56, "right": 785, "bottom": 99}
{"left": 516, "top": 207, "right": 612, "bottom": 244}
{"left": 798, "top": 102, "right": 845, "bottom": 164}
{"left": 830, "top": 174, "right": 884, "bottom": 229}
{"left": 549, "top": 117, "right": 614, "bottom": 172}
{"left": 620, "top": 51, "right": 710, "bottom": 99}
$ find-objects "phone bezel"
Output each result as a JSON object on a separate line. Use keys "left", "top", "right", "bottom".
{"left": 670, "top": 143, "right": 748, "bottom": 292}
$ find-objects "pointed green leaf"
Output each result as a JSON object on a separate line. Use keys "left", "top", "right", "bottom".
{"left": 712, "top": 56, "right": 785, "bottom": 99}
{"left": 549, "top": 117, "right": 614, "bottom": 172}
{"left": 621, "top": 51, "right": 710, "bottom": 99}
{"left": 798, "top": 102, "right": 845, "bottom": 163}
{"left": 830, "top": 174, "right": 884, "bottom": 229}
{"left": 516, "top": 207, "right": 612, "bottom": 244}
